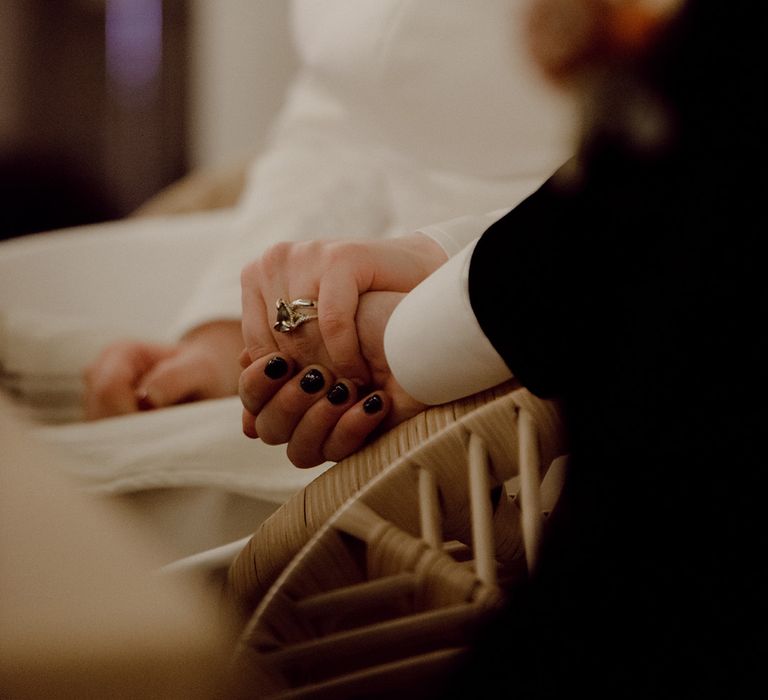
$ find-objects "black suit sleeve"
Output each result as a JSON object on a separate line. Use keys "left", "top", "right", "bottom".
{"left": 468, "top": 165, "right": 583, "bottom": 399}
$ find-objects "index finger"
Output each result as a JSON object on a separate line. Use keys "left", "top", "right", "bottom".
{"left": 241, "top": 266, "right": 279, "bottom": 363}
{"left": 317, "top": 269, "right": 370, "bottom": 385}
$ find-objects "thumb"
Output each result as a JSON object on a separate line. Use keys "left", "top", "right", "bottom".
{"left": 137, "top": 350, "right": 213, "bottom": 408}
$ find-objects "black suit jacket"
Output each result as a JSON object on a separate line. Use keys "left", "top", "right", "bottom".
{"left": 443, "top": 3, "right": 767, "bottom": 696}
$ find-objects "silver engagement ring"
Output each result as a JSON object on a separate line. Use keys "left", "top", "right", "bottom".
{"left": 273, "top": 298, "right": 318, "bottom": 333}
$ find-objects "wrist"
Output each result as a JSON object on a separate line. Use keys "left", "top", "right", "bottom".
{"left": 181, "top": 320, "right": 242, "bottom": 349}
{"left": 181, "top": 321, "right": 244, "bottom": 392}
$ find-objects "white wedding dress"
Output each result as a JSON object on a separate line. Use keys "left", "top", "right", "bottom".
{"left": 0, "top": 0, "right": 573, "bottom": 563}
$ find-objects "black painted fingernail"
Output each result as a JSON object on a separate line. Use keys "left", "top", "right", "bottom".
{"left": 264, "top": 356, "right": 288, "bottom": 379}
{"left": 327, "top": 382, "right": 350, "bottom": 405}
{"left": 300, "top": 368, "right": 325, "bottom": 393}
{"left": 363, "top": 394, "right": 383, "bottom": 414}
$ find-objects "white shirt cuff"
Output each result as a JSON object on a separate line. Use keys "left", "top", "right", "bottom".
{"left": 384, "top": 239, "right": 512, "bottom": 405}
{"left": 416, "top": 208, "right": 510, "bottom": 257}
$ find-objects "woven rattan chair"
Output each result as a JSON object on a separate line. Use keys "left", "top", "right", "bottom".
{"left": 224, "top": 383, "right": 568, "bottom": 698}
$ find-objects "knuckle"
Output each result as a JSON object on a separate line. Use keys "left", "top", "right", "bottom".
{"left": 241, "top": 245, "right": 280, "bottom": 287}
{"left": 261, "top": 241, "right": 291, "bottom": 269}
{"left": 298, "top": 239, "right": 329, "bottom": 257}
{"left": 240, "top": 261, "right": 258, "bottom": 286}
{"left": 241, "top": 259, "right": 267, "bottom": 290}
{"left": 292, "top": 240, "right": 314, "bottom": 258}
{"left": 253, "top": 420, "right": 286, "bottom": 446}
{"left": 326, "top": 242, "right": 350, "bottom": 265}
{"left": 237, "top": 373, "right": 260, "bottom": 412}
{"left": 329, "top": 240, "right": 365, "bottom": 266}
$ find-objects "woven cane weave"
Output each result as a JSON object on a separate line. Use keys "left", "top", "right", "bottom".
{"left": 224, "top": 384, "right": 568, "bottom": 698}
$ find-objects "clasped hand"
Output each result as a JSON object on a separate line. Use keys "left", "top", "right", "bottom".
{"left": 239, "top": 234, "right": 447, "bottom": 467}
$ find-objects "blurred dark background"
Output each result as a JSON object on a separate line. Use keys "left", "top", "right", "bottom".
{"left": 1, "top": 0, "right": 297, "bottom": 243}
{"left": 0, "top": 0, "right": 189, "bottom": 240}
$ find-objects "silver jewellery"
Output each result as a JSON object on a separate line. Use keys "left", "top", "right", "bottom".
{"left": 273, "top": 298, "right": 318, "bottom": 333}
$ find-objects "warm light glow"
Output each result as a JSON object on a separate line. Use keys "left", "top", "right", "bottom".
{"left": 105, "top": 0, "right": 163, "bottom": 94}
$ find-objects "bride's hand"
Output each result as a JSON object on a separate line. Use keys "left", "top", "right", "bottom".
{"left": 239, "top": 234, "right": 447, "bottom": 386}
{"left": 239, "top": 291, "right": 426, "bottom": 468}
